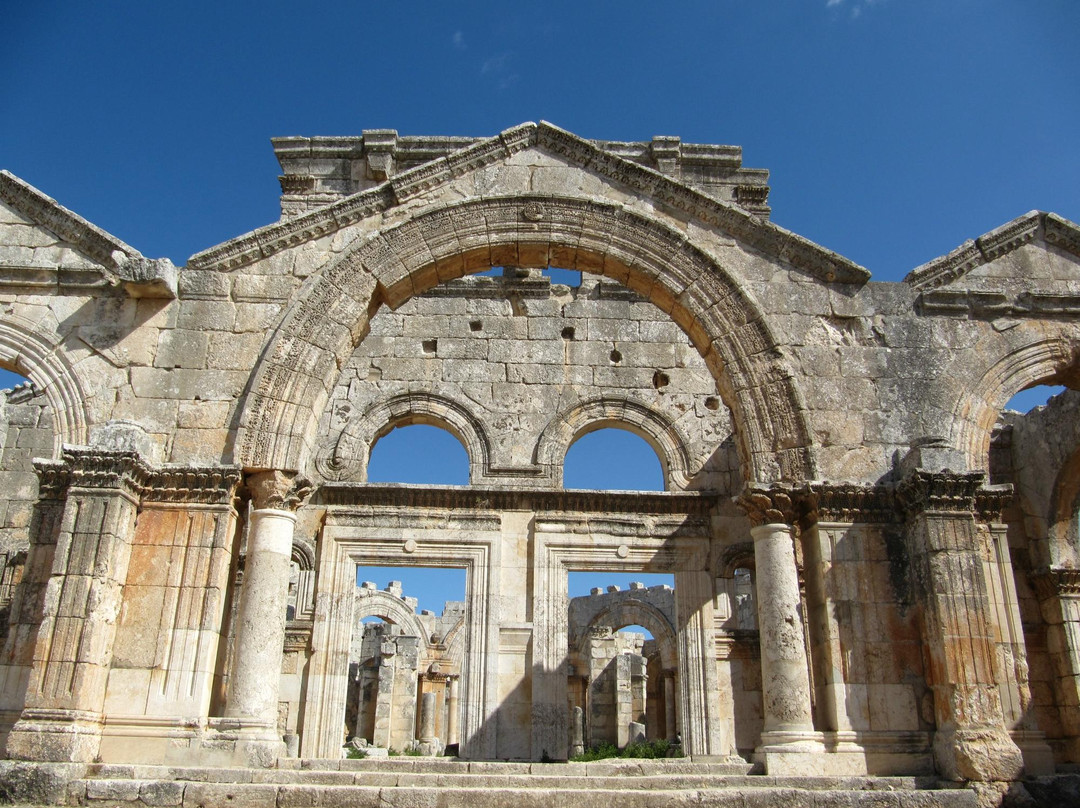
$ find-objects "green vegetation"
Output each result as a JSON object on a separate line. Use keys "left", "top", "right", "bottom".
{"left": 343, "top": 746, "right": 368, "bottom": 759}
{"left": 569, "top": 739, "right": 682, "bottom": 762}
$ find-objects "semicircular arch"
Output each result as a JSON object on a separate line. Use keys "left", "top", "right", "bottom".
{"left": 537, "top": 397, "right": 693, "bottom": 491}
{"left": 353, "top": 588, "right": 431, "bottom": 650}
{"left": 0, "top": 315, "right": 89, "bottom": 455}
{"left": 236, "top": 194, "right": 815, "bottom": 485}
{"left": 950, "top": 332, "right": 1079, "bottom": 472}
{"left": 576, "top": 599, "right": 678, "bottom": 671}
{"left": 316, "top": 391, "right": 489, "bottom": 483}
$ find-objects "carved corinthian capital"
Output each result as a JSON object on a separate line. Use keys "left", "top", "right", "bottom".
{"left": 737, "top": 486, "right": 798, "bottom": 527}
{"left": 246, "top": 470, "right": 314, "bottom": 511}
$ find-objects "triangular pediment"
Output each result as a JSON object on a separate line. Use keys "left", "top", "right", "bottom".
{"left": 0, "top": 171, "right": 177, "bottom": 297}
{"left": 188, "top": 122, "right": 871, "bottom": 285}
{"left": 904, "top": 211, "right": 1080, "bottom": 318}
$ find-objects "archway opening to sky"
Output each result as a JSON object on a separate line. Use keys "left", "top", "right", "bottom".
{"left": 1004, "top": 384, "right": 1068, "bottom": 413}
{"left": 367, "top": 424, "right": 470, "bottom": 485}
{"left": 564, "top": 428, "right": 664, "bottom": 492}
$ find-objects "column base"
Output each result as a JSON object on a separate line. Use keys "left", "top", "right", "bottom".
{"left": 6, "top": 709, "right": 104, "bottom": 763}
{"left": 179, "top": 718, "right": 285, "bottom": 768}
{"left": 933, "top": 726, "right": 1024, "bottom": 782}
{"left": 755, "top": 730, "right": 867, "bottom": 775}
{"left": 1013, "top": 729, "right": 1056, "bottom": 776}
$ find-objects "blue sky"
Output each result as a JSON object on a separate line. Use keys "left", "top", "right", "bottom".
{"left": 2, "top": 1, "right": 1077, "bottom": 610}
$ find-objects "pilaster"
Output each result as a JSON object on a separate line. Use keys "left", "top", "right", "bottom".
{"left": 896, "top": 459, "right": 1024, "bottom": 782}
{"left": 1031, "top": 567, "right": 1080, "bottom": 762}
{"left": 7, "top": 449, "right": 151, "bottom": 762}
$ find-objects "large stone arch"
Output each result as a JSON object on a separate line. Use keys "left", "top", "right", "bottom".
{"left": 950, "top": 332, "right": 1080, "bottom": 471}
{"left": 353, "top": 587, "right": 431, "bottom": 649}
{"left": 316, "top": 391, "right": 489, "bottom": 483}
{"left": 236, "top": 195, "right": 816, "bottom": 485}
{"left": 0, "top": 315, "right": 89, "bottom": 454}
{"left": 536, "top": 396, "right": 694, "bottom": 491}
{"left": 575, "top": 600, "right": 679, "bottom": 673}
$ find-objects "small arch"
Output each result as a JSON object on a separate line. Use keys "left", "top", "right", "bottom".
{"left": 315, "top": 391, "right": 490, "bottom": 484}
{"left": 575, "top": 600, "right": 678, "bottom": 672}
{"left": 537, "top": 397, "right": 695, "bottom": 490}
{"left": 368, "top": 424, "right": 469, "bottom": 486}
{"left": 0, "top": 316, "right": 89, "bottom": 455}
{"left": 353, "top": 586, "right": 431, "bottom": 649}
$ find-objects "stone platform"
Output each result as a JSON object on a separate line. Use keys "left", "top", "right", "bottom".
{"left": 0, "top": 758, "right": 980, "bottom": 807}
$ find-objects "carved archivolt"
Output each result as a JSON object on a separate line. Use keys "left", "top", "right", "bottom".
{"left": 315, "top": 391, "right": 490, "bottom": 483}
{"left": 0, "top": 315, "right": 89, "bottom": 455}
{"left": 237, "top": 195, "right": 814, "bottom": 485}
{"left": 353, "top": 588, "right": 431, "bottom": 651}
{"left": 949, "top": 333, "right": 1079, "bottom": 472}
{"left": 535, "top": 396, "right": 695, "bottom": 491}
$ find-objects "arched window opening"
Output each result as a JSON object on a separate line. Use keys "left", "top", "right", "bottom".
{"left": 367, "top": 424, "right": 469, "bottom": 486}
{"left": 1003, "top": 384, "right": 1068, "bottom": 413}
{"left": 564, "top": 428, "right": 664, "bottom": 492}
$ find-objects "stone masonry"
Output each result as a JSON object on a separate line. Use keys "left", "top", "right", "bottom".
{"left": 0, "top": 123, "right": 1078, "bottom": 804}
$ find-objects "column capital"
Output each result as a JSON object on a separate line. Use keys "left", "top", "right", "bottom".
{"left": 1031, "top": 567, "right": 1080, "bottom": 601}
{"left": 737, "top": 485, "right": 800, "bottom": 528}
{"left": 246, "top": 469, "right": 313, "bottom": 511}
{"left": 895, "top": 468, "right": 985, "bottom": 516}
{"left": 973, "top": 484, "right": 1015, "bottom": 523}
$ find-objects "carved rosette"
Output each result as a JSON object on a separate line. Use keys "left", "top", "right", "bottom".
{"left": 247, "top": 470, "right": 315, "bottom": 512}
{"left": 895, "top": 469, "right": 985, "bottom": 516}
{"left": 1030, "top": 568, "right": 1080, "bottom": 601}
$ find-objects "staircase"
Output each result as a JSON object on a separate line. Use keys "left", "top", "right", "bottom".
{"left": 0, "top": 757, "right": 979, "bottom": 807}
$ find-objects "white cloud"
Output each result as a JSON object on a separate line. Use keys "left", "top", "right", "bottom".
{"left": 827, "top": 0, "right": 883, "bottom": 17}
{"left": 452, "top": 31, "right": 466, "bottom": 50}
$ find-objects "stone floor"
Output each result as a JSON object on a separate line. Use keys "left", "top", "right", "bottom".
{"left": 0, "top": 758, "right": 983, "bottom": 807}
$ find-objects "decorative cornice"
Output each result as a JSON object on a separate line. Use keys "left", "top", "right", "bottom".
{"left": 247, "top": 470, "right": 314, "bottom": 512}
{"left": 62, "top": 447, "right": 154, "bottom": 497}
{"left": 895, "top": 469, "right": 986, "bottom": 516}
{"left": 317, "top": 482, "right": 717, "bottom": 517}
{"left": 284, "top": 620, "right": 313, "bottom": 652}
{"left": 187, "top": 122, "right": 869, "bottom": 286}
{"left": 1030, "top": 568, "right": 1080, "bottom": 600}
{"left": 0, "top": 170, "right": 176, "bottom": 297}
{"left": 905, "top": 211, "right": 1080, "bottom": 293}
{"left": 802, "top": 482, "right": 897, "bottom": 525}
{"left": 143, "top": 466, "right": 243, "bottom": 506}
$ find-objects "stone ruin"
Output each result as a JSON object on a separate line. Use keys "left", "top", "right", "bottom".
{"left": 0, "top": 123, "right": 1078, "bottom": 805}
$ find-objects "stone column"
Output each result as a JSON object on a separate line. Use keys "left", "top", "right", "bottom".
{"left": 222, "top": 470, "right": 310, "bottom": 765}
{"left": 570, "top": 705, "right": 585, "bottom": 758}
{"left": 896, "top": 442, "right": 1023, "bottom": 783}
{"left": 446, "top": 675, "right": 460, "bottom": 746}
{"left": 739, "top": 487, "right": 823, "bottom": 771}
{"left": 663, "top": 672, "right": 678, "bottom": 742}
{"left": 7, "top": 448, "right": 149, "bottom": 762}
{"left": 1032, "top": 568, "right": 1080, "bottom": 762}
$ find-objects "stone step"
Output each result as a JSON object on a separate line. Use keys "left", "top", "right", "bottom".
{"left": 74, "top": 781, "right": 979, "bottom": 808}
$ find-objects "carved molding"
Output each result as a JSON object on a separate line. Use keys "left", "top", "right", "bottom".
{"left": 144, "top": 466, "right": 243, "bottom": 506}
{"left": 33, "top": 459, "right": 70, "bottom": 501}
{"left": 803, "top": 481, "right": 897, "bottom": 525}
{"left": 61, "top": 447, "right": 154, "bottom": 497}
{"left": 895, "top": 469, "right": 985, "bottom": 516}
{"left": 317, "top": 482, "right": 716, "bottom": 517}
{"left": 1031, "top": 568, "right": 1080, "bottom": 601}
{"left": 247, "top": 470, "right": 314, "bottom": 511}
{"left": 974, "top": 484, "right": 1015, "bottom": 523}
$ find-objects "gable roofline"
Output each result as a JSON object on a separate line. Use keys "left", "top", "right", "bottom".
{"left": 0, "top": 169, "right": 139, "bottom": 269}
{"left": 904, "top": 211, "right": 1080, "bottom": 291}
{"left": 188, "top": 122, "right": 871, "bottom": 285}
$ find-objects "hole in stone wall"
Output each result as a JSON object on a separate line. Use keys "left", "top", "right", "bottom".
{"left": 652, "top": 371, "right": 670, "bottom": 390}
{"left": 368, "top": 424, "right": 469, "bottom": 485}
{"left": 562, "top": 327, "right": 576, "bottom": 340}
{"left": 564, "top": 428, "right": 663, "bottom": 491}
{"left": 422, "top": 339, "right": 438, "bottom": 354}
{"left": 470, "top": 320, "right": 483, "bottom": 332}
{"left": 704, "top": 396, "right": 720, "bottom": 410}
{"left": 609, "top": 349, "right": 622, "bottom": 364}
